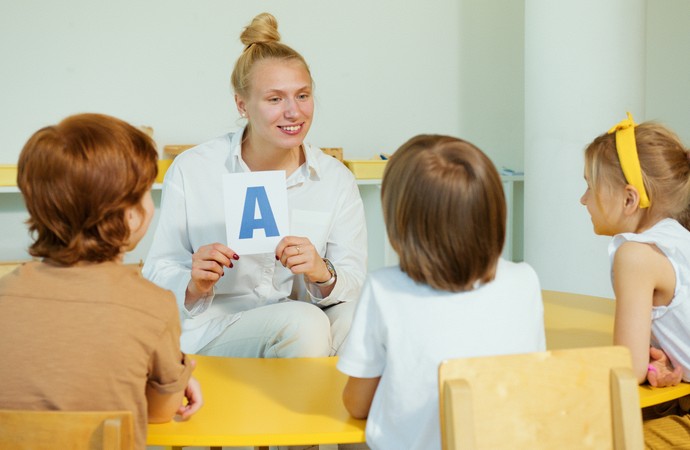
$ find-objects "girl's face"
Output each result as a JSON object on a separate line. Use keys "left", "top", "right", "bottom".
{"left": 580, "top": 172, "right": 626, "bottom": 236}
{"left": 236, "top": 58, "right": 314, "bottom": 151}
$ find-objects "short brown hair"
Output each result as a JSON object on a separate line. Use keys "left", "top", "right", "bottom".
{"left": 382, "top": 134, "right": 506, "bottom": 292}
{"left": 231, "top": 12, "right": 312, "bottom": 97}
{"left": 17, "top": 113, "right": 158, "bottom": 265}
{"left": 584, "top": 121, "right": 690, "bottom": 229}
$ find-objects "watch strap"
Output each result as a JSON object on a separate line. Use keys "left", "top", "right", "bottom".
{"left": 314, "top": 258, "right": 337, "bottom": 287}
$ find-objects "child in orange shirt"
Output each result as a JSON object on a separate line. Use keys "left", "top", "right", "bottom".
{"left": 0, "top": 113, "right": 202, "bottom": 450}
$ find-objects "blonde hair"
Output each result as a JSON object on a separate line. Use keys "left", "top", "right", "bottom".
{"left": 382, "top": 134, "right": 506, "bottom": 292}
{"left": 230, "top": 13, "right": 312, "bottom": 97}
{"left": 584, "top": 122, "right": 690, "bottom": 229}
{"left": 17, "top": 113, "right": 158, "bottom": 265}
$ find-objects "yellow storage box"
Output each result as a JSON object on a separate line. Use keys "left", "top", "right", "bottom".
{"left": 0, "top": 165, "right": 17, "bottom": 186}
{"left": 344, "top": 160, "right": 387, "bottom": 180}
{"left": 156, "top": 159, "right": 173, "bottom": 183}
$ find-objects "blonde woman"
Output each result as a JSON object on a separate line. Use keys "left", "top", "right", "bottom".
{"left": 144, "top": 13, "right": 366, "bottom": 358}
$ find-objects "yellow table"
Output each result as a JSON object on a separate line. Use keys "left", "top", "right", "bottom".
{"left": 147, "top": 355, "right": 366, "bottom": 449}
{"left": 543, "top": 290, "right": 690, "bottom": 409}
{"left": 638, "top": 383, "right": 690, "bottom": 408}
{"left": 543, "top": 289, "right": 615, "bottom": 350}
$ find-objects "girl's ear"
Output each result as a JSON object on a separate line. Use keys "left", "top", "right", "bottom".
{"left": 623, "top": 184, "right": 641, "bottom": 214}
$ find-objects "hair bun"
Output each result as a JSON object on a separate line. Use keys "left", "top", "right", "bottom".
{"left": 240, "top": 12, "right": 281, "bottom": 48}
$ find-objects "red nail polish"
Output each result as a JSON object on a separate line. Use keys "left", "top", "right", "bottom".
{"left": 229, "top": 262, "right": 233, "bottom": 268}
{"left": 275, "top": 255, "right": 279, "bottom": 260}
{"left": 233, "top": 254, "right": 240, "bottom": 260}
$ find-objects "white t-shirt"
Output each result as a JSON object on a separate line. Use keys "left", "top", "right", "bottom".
{"left": 609, "top": 218, "right": 690, "bottom": 381}
{"left": 337, "top": 259, "right": 545, "bottom": 450}
{"left": 143, "top": 126, "right": 367, "bottom": 353}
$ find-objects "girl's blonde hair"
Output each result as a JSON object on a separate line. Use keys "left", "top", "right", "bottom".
{"left": 585, "top": 122, "right": 690, "bottom": 229}
{"left": 230, "top": 13, "right": 312, "bottom": 97}
{"left": 382, "top": 134, "right": 506, "bottom": 292}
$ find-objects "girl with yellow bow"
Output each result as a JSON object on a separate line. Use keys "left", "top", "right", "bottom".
{"left": 581, "top": 113, "right": 690, "bottom": 445}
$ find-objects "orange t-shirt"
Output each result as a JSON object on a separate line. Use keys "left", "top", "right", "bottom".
{"left": 0, "top": 261, "right": 192, "bottom": 450}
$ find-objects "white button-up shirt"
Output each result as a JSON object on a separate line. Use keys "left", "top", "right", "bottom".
{"left": 143, "top": 127, "right": 368, "bottom": 353}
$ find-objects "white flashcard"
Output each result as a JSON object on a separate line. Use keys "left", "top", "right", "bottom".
{"left": 223, "top": 170, "right": 288, "bottom": 255}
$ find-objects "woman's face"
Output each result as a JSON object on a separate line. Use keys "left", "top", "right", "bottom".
{"left": 237, "top": 58, "right": 314, "bottom": 151}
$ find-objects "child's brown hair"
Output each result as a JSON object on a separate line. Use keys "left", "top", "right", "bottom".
{"left": 382, "top": 134, "right": 506, "bottom": 291}
{"left": 17, "top": 113, "right": 158, "bottom": 265}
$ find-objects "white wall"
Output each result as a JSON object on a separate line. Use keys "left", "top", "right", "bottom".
{"left": 522, "top": 0, "right": 690, "bottom": 299}
{"left": 524, "top": 0, "right": 646, "bottom": 300}
{"left": 0, "top": 0, "right": 466, "bottom": 163}
{"left": 2, "top": 1, "right": 690, "bottom": 295}
{"left": 457, "top": 0, "right": 525, "bottom": 172}
{"left": 646, "top": 0, "right": 690, "bottom": 144}
{"left": 0, "top": 0, "right": 465, "bottom": 263}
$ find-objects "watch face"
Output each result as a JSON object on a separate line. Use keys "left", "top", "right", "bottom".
{"left": 324, "top": 258, "right": 335, "bottom": 276}
{"left": 315, "top": 258, "right": 336, "bottom": 286}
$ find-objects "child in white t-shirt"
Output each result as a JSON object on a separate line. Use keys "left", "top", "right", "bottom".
{"left": 337, "top": 134, "right": 546, "bottom": 450}
{"left": 580, "top": 114, "right": 690, "bottom": 447}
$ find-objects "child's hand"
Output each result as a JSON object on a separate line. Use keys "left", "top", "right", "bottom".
{"left": 176, "top": 375, "right": 203, "bottom": 420}
{"left": 647, "top": 346, "right": 683, "bottom": 387}
{"left": 177, "top": 359, "right": 202, "bottom": 420}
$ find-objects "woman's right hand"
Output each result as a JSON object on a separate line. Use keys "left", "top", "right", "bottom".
{"left": 185, "top": 243, "right": 239, "bottom": 305}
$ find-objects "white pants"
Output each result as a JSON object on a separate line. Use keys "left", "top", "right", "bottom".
{"left": 197, "top": 300, "right": 356, "bottom": 358}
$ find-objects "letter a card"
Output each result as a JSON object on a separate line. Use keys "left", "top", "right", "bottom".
{"left": 223, "top": 170, "right": 289, "bottom": 255}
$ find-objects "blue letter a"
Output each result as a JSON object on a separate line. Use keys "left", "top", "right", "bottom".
{"left": 239, "top": 186, "right": 280, "bottom": 239}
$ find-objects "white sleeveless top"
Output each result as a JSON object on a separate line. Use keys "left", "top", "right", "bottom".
{"left": 609, "top": 218, "right": 690, "bottom": 381}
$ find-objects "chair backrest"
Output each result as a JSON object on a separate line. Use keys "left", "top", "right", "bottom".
{"left": 438, "top": 346, "right": 643, "bottom": 450}
{"left": 0, "top": 410, "right": 134, "bottom": 450}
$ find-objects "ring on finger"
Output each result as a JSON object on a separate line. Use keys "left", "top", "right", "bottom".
{"left": 296, "top": 246, "right": 301, "bottom": 255}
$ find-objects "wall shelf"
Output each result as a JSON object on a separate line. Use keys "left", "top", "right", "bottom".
{"left": 0, "top": 176, "right": 523, "bottom": 267}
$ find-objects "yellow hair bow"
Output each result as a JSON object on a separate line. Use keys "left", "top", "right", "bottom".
{"left": 607, "top": 112, "right": 650, "bottom": 208}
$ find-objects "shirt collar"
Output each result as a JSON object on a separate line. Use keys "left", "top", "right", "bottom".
{"left": 229, "top": 125, "right": 249, "bottom": 172}
{"left": 227, "top": 124, "right": 324, "bottom": 183}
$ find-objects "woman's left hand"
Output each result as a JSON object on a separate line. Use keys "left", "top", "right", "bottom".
{"left": 275, "top": 236, "right": 331, "bottom": 284}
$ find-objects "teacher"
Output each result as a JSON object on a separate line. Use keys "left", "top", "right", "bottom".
{"left": 143, "top": 12, "right": 367, "bottom": 358}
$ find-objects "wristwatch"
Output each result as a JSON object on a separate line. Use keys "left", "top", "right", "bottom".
{"left": 314, "top": 258, "right": 337, "bottom": 287}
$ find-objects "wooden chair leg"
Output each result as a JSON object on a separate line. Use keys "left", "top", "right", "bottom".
{"left": 610, "top": 367, "right": 644, "bottom": 450}
{"left": 102, "top": 418, "right": 121, "bottom": 450}
{"left": 442, "top": 378, "right": 475, "bottom": 450}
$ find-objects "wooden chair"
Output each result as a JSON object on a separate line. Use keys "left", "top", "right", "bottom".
{"left": 438, "top": 346, "right": 644, "bottom": 450}
{"left": 0, "top": 410, "right": 134, "bottom": 450}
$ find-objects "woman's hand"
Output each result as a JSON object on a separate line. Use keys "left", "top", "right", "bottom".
{"left": 647, "top": 346, "right": 683, "bottom": 387}
{"left": 275, "top": 236, "right": 330, "bottom": 284}
{"left": 186, "top": 243, "right": 239, "bottom": 306}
